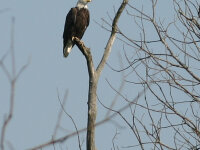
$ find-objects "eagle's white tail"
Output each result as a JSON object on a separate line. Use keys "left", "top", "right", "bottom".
{"left": 63, "top": 40, "right": 73, "bottom": 57}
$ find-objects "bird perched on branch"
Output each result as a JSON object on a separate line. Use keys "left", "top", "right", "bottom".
{"left": 63, "top": 0, "right": 91, "bottom": 57}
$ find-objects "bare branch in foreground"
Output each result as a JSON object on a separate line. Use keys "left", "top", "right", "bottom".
{"left": 57, "top": 90, "right": 82, "bottom": 150}
{"left": 52, "top": 90, "right": 68, "bottom": 139}
{"left": 0, "top": 17, "right": 28, "bottom": 150}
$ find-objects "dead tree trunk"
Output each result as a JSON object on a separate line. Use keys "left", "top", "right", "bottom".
{"left": 74, "top": 1, "right": 128, "bottom": 150}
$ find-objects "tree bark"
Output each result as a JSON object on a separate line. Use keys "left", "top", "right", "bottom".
{"left": 74, "top": 37, "right": 98, "bottom": 150}
{"left": 86, "top": 76, "right": 97, "bottom": 150}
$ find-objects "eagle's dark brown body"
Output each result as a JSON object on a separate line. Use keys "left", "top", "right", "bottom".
{"left": 63, "top": 7, "right": 90, "bottom": 57}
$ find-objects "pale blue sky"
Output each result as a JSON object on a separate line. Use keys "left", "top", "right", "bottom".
{"left": 0, "top": 0, "right": 176, "bottom": 149}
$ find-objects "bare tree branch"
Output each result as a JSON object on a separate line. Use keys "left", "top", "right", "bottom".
{"left": 96, "top": 0, "right": 129, "bottom": 78}
{"left": 73, "top": 1, "right": 129, "bottom": 150}
{"left": 0, "top": 17, "right": 15, "bottom": 150}
{"left": 57, "top": 90, "right": 82, "bottom": 150}
{"left": 0, "top": 17, "right": 28, "bottom": 150}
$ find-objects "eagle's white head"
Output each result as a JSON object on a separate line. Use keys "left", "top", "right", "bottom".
{"left": 76, "top": 0, "right": 91, "bottom": 9}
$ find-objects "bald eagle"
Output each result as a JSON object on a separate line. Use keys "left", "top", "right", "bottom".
{"left": 63, "top": 0, "right": 91, "bottom": 57}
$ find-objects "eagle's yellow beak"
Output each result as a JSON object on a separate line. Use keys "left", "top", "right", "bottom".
{"left": 86, "top": 0, "right": 91, "bottom": 2}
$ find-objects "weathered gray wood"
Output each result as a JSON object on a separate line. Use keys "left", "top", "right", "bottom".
{"left": 74, "top": 1, "right": 128, "bottom": 150}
